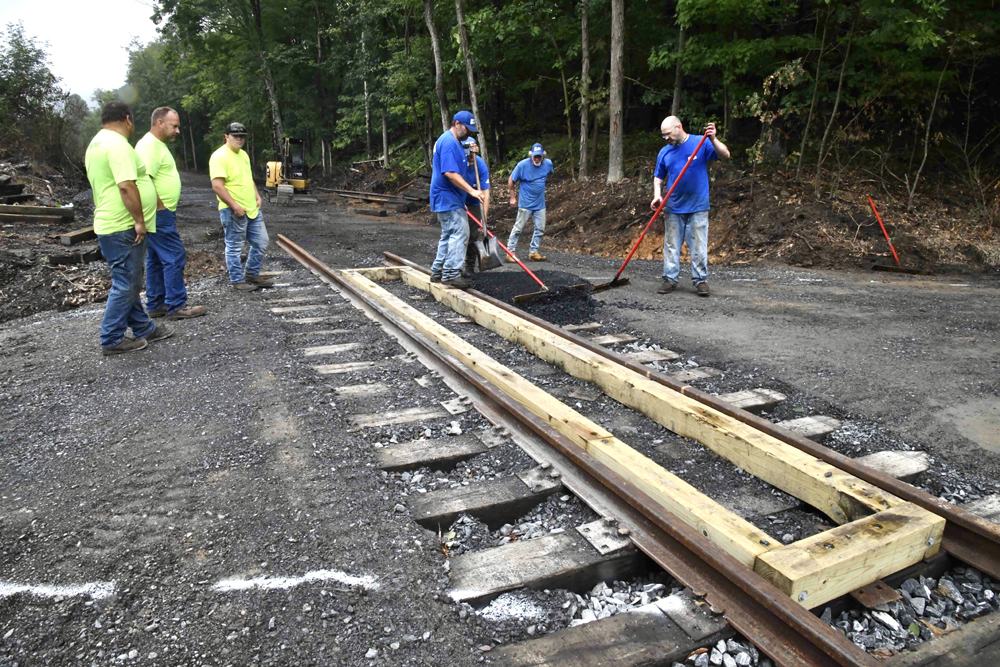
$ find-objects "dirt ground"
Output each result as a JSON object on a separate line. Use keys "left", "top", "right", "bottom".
{"left": 2, "top": 172, "right": 998, "bottom": 665}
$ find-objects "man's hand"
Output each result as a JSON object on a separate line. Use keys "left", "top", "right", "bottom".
{"left": 134, "top": 220, "right": 147, "bottom": 244}
{"left": 255, "top": 194, "right": 262, "bottom": 209}
{"left": 704, "top": 122, "right": 717, "bottom": 138}
{"left": 471, "top": 189, "right": 485, "bottom": 204}
{"left": 650, "top": 196, "right": 663, "bottom": 211}
{"left": 232, "top": 204, "right": 246, "bottom": 218}
{"left": 509, "top": 195, "right": 517, "bottom": 206}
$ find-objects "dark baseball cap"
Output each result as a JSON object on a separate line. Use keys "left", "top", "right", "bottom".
{"left": 224, "top": 122, "right": 248, "bottom": 136}
{"left": 453, "top": 110, "right": 478, "bottom": 134}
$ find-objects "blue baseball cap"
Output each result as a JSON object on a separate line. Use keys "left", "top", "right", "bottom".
{"left": 529, "top": 143, "right": 544, "bottom": 156}
{"left": 453, "top": 110, "right": 478, "bottom": 134}
{"left": 461, "top": 137, "right": 477, "bottom": 148}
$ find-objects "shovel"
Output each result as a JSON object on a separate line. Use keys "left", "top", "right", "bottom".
{"left": 465, "top": 208, "right": 561, "bottom": 303}
{"left": 593, "top": 133, "right": 709, "bottom": 292}
{"left": 471, "top": 158, "right": 504, "bottom": 271}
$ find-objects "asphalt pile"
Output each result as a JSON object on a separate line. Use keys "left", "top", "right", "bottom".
{"left": 472, "top": 268, "right": 601, "bottom": 325}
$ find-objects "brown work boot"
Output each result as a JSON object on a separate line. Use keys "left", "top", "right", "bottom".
{"left": 231, "top": 282, "right": 258, "bottom": 292}
{"left": 696, "top": 282, "right": 710, "bottom": 297}
{"left": 167, "top": 305, "right": 208, "bottom": 320}
{"left": 101, "top": 337, "right": 148, "bottom": 356}
{"left": 145, "top": 323, "right": 175, "bottom": 343}
{"left": 528, "top": 252, "right": 547, "bottom": 261}
{"left": 658, "top": 278, "right": 676, "bottom": 294}
{"left": 147, "top": 306, "right": 168, "bottom": 318}
{"left": 442, "top": 275, "right": 473, "bottom": 288}
{"left": 245, "top": 274, "right": 274, "bottom": 288}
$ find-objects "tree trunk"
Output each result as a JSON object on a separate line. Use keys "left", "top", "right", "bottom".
{"left": 180, "top": 121, "right": 189, "bottom": 169}
{"left": 364, "top": 80, "right": 373, "bottom": 159}
{"left": 455, "top": 0, "right": 488, "bottom": 163}
{"left": 607, "top": 0, "right": 624, "bottom": 184}
{"left": 578, "top": 0, "right": 590, "bottom": 181}
{"left": 260, "top": 57, "right": 284, "bottom": 157}
{"left": 410, "top": 91, "right": 431, "bottom": 166}
{"left": 796, "top": 8, "right": 830, "bottom": 182}
{"left": 424, "top": 0, "right": 450, "bottom": 132}
{"left": 546, "top": 23, "right": 575, "bottom": 180}
{"left": 381, "top": 105, "right": 390, "bottom": 169}
{"left": 814, "top": 28, "right": 853, "bottom": 197}
{"left": 906, "top": 56, "right": 950, "bottom": 212}
{"left": 321, "top": 137, "right": 326, "bottom": 176}
{"left": 671, "top": 26, "right": 685, "bottom": 116}
{"left": 187, "top": 113, "right": 198, "bottom": 171}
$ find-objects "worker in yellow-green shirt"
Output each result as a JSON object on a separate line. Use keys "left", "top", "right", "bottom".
{"left": 209, "top": 122, "right": 272, "bottom": 291}
{"left": 85, "top": 101, "right": 173, "bottom": 355}
{"left": 135, "top": 107, "right": 207, "bottom": 320}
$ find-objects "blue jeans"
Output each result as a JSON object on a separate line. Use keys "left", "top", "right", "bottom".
{"left": 146, "top": 209, "right": 188, "bottom": 314}
{"left": 508, "top": 207, "right": 546, "bottom": 254}
{"left": 97, "top": 228, "right": 156, "bottom": 348}
{"left": 430, "top": 208, "right": 470, "bottom": 280}
{"left": 219, "top": 208, "right": 269, "bottom": 283}
{"left": 663, "top": 210, "right": 709, "bottom": 286}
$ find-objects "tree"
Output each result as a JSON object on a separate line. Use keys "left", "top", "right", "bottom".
{"left": 455, "top": 0, "right": 488, "bottom": 161}
{"left": 606, "top": 0, "right": 624, "bottom": 183}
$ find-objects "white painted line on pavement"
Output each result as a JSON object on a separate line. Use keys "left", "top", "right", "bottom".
{"left": 213, "top": 569, "right": 379, "bottom": 593}
{"left": 0, "top": 580, "right": 116, "bottom": 600}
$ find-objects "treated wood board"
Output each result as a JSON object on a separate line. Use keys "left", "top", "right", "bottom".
{"left": 623, "top": 349, "right": 680, "bottom": 364}
{"left": 291, "top": 316, "right": 342, "bottom": 324}
{"left": 266, "top": 295, "right": 327, "bottom": 304}
{"left": 58, "top": 226, "right": 96, "bottom": 246}
{"left": 562, "top": 322, "right": 601, "bottom": 333}
{"left": 376, "top": 435, "right": 487, "bottom": 472}
{"left": 411, "top": 467, "right": 561, "bottom": 529}
{"left": 666, "top": 367, "right": 722, "bottom": 383}
{"left": 448, "top": 531, "right": 640, "bottom": 605}
{"left": 290, "top": 329, "right": 352, "bottom": 336}
{"left": 270, "top": 304, "right": 332, "bottom": 314}
{"left": 718, "top": 388, "right": 787, "bottom": 414}
{"left": 0, "top": 204, "right": 74, "bottom": 219}
{"left": 590, "top": 333, "right": 639, "bottom": 346}
{"left": 301, "top": 343, "right": 360, "bottom": 356}
{"left": 962, "top": 494, "right": 1000, "bottom": 524}
{"left": 854, "top": 450, "right": 929, "bottom": 483}
{"left": 350, "top": 406, "right": 449, "bottom": 429}
{"left": 312, "top": 361, "right": 376, "bottom": 374}
{"left": 754, "top": 502, "right": 944, "bottom": 609}
{"left": 334, "top": 383, "right": 389, "bottom": 397}
{"left": 776, "top": 415, "right": 842, "bottom": 442}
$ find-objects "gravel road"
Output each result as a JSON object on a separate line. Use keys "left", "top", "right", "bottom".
{"left": 2, "top": 173, "right": 998, "bottom": 665}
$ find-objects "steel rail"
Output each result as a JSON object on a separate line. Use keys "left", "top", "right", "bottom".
{"left": 279, "top": 235, "right": 874, "bottom": 667}
{"left": 383, "top": 251, "right": 1000, "bottom": 581}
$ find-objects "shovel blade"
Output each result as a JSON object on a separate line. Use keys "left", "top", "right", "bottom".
{"left": 591, "top": 277, "right": 630, "bottom": 293}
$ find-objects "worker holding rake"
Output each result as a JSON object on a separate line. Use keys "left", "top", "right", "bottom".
{"left": 651, "top": 116, "right": 729, "bottom": 297}
{"left": 461, "top": 137, "right": 490, "bottom": 278}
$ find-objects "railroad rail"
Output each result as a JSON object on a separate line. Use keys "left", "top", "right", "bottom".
{"left": 278, "top": 235, "right": 1000, "bottom": 667}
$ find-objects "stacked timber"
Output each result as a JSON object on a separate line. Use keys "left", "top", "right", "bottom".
{"left": 398, "top": 171, "right": 431, "bottom": 209}
{"left": 0, "top": 173, "right": 34, "bottom": 205}
{"left": 0, "top": 203, "right": 75, "bottom": 225}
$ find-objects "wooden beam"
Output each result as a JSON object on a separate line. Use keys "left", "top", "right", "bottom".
{"left": 0, "top": 213, "right": 64, "bottom": 224}
{"left": 58, "top": 226, "right": 96, "bottom": 246}
{"left": 0, "top": 204, "right": 74, "bottom": 219}
{"left": 754, "top": 502, "right": 944, "bottom": 609}
{"left": 394, "top": 267, "right": 902, "bottom": 526}
{"left": 338, "top": 269, "right": 775, "bottom": 569}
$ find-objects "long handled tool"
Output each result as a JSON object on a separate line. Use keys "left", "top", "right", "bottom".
{"left": 593, "top": 133, "right": 709, "bottom": 292}
{"left": 466, "top": 207, "right": 547, "bottom": 290}
{"left": 866, "top": 197, "right": 933, "bottom": 275}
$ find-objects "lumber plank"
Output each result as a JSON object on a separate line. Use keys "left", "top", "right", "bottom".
{"left": 590, "top": 333, "right": 638, "bottom": 346}
{"left": 377, "top": 435, "right": 487, "bottom": 472}
{"left": 562, "top": 322, "right": 601, "bottom": 333}
{"left": 962, "top": 494, "right": 1000, "bottom": 524}
{"left": 394, "top": 267, "right": 902, "bottom": 527}
{"left": 754, "top": 502, "right": 945, "bottom": 609}
{"left": 349, "top": 406, "right": 449, "bottom": 429}
{"left": 334, "top": 383, "right": 389, "bottom": 397}
{"left": 666, "top": 367, "right": 722, "bottom": 383}
{"left": 411, "top": 467, "right": 560, "bottom": 529}
{"left": 0, "top": 204, "right": 74, "bottom": 219}
{"left": 269, "top": 304, "right": 332, "bottom": 313}
{"left": 854, "top": 450, "right": 929, "bottom": 484}
{"left": 622, "top": 348, "right": 680, "bottom": 363}
{"left": 718, "top": 388, "right": 787, "bottom": 414}
{"left": 338, "top": 269, "right": 775, "bottom": 569}
{"left": 58, "top": 226, "right": 95, "bottom": 246}
{"left": 0, "top": 213, "right": 65, "bottom": 224}
{"left": 301, "top": 343, "right": 360, "bottom": 356}
{"left": 776, "top": 415, "right": 842, "bottom": 442}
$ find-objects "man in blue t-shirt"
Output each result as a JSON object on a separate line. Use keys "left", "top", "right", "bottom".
{"left": 507, "top": 143, "right": 553, "bottom": 261}
{"left": 651, "top": 115, "right": 730, "bottom": 296}
{"left": 429, "top": 110, "right": 485, "bottom": 288}
{"left": 461, "top": 137, "right": 490, "bottom": 277}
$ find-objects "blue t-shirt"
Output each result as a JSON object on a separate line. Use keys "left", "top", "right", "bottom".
{"left": 463, "top": 155, "right": 489, "bottom": 207}
{"left": 430, "top": 130, "right": 468, "bottom": 212}
{"left": 510, "top": 158, "right": 553, "bottom": 211}
{"left": 653, "top": 135, "right": 717, "bottom": 214}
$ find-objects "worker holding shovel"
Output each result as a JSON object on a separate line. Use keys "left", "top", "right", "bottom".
{"left": 461, "top": 137, "right": 490, "bottom": 277}
{"left": 651, "top": 116, "right": 729, "bottom": 296}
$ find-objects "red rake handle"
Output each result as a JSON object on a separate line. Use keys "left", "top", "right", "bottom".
{"left": 611, "top": 133, "right": 710, "bottom": 283}
{"left": 868, "top": 197, "right": 900, "bottom": 266}
{"left": 466, "top": 208, "right": 548, "bottom": 291}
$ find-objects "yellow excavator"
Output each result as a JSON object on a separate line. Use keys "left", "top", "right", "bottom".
{"left": 265, "top": 138, "right": 310, "bottom": 202}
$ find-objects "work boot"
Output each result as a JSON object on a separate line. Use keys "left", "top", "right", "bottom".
{"left": 658, "top": 278, "right": 676, "bottom": 294}
{"left": 101, "top": 337, "right": 148, "bottom": 356}
{"left": 145, "top": 323, "right": 175, "bottom": 343}
{"left": 244, "top": 273, "right": 274, "bottom": 288}
{"left": 528, "top": 252, "right": 547, "bottom": 261}
{"left": 695, "top": 282, "right": 710, "bottom": 297}
{"left": 167, "top": 305, "right": 208, "bottom": 320}
{"left": 462, "top": 261, "right": 476, "bottom": 279}
{"left": 430, "top": 273, "right": 442, "bottom": 283}
{"left": 147, "top": 306, "right": 168, "bottom": 318}
{"left": 231, "top": 282, "right": 258, "bottom": 292}
{"left": 442, "top": 275, "right": 473, "bottom": 289}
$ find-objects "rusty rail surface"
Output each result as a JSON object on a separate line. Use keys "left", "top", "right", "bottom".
{"left": 383, "top": 251, "right": 1000, "bottom": 581}
{"left": 279, "top": 235, "right": 876, "bottom": 667}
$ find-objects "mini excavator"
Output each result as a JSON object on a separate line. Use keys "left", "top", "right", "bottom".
{"left": 264, "top": 138, "right": 314, "bottom": 204}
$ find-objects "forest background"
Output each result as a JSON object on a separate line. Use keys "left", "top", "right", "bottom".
{"left": 2, "top": 0, "right": 999, "bottom": 232}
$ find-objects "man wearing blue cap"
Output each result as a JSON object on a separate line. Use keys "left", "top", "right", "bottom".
{"left": 429, "top": 110, "right": 485, "bottom": 288}
{"left": 461, "top": 137, "right": 489, "bottom": 277}
{"left": 507, "top": 143, "right": 553, "bottom": 261}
